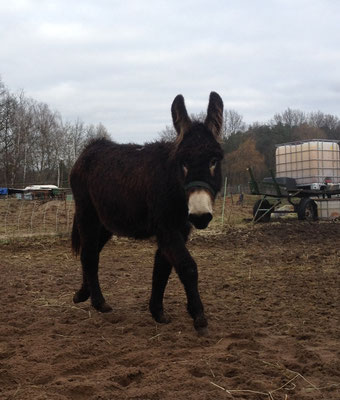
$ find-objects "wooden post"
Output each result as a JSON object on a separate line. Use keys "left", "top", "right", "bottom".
{"left": 221, "top": 177, "right": 228, "bottom": 225}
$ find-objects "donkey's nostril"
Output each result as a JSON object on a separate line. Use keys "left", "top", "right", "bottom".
{"left": 188, "top": 213, "right": 212, "bottom": 229}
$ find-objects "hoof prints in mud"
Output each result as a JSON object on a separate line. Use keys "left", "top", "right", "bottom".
{"left": 115, "top": 370, "right": 144, "bottom": 387}
{"left": 0, "top": 222, "right": 339, "bottom": 399}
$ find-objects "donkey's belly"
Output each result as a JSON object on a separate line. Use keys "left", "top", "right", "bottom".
{"left": 97, "top": 204, "right": 154, "bottom": 239}
{"left": 104, "top": 223, "right": 154, "bottom": 239}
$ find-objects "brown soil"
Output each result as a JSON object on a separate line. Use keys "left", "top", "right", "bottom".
{"left": 0, "top": 220, "right": 339, "bottom": 399}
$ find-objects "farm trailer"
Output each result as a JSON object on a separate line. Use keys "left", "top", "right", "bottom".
{"left": 248, "top": 139, "right": 340, "bottom": 222}
{"left": 248, "top": 168, "right": 340, "bottom": 222}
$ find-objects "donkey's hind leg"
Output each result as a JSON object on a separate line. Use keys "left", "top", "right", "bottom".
{"left": 149, "top": 248, "right": 173, "bottom": 324}
{"left": 73, "top": 225, "right": 112, "bottom": 306}
{"left": 80, "top": 245, "right": 112, "bottom": 312}
{"left": 73, "top": 272, "right": 91, "bottom": 304}
{"left": 74, "top": 212, "right": 112, "bottom": 313}
{"left": 98, "top": 225, "right": 113, "bottom": 253}
{"left": 73, "top": 212, "right": 90, "bottom": 304}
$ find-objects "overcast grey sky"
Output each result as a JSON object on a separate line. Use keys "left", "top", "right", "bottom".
{"left": 1, "top": 0, "right": 340, "bottom": 143}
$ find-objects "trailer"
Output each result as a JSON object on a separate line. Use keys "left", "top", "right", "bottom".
{"left": 248, "top": 167, "right": 340, "bottom": 222}
{"left": 249, "top": 139, "right": 340, "bottom": 222}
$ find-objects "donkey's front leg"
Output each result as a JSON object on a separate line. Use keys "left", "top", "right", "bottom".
{"left": 159, "top": 232, "right": 207, "bottom": 334}
{"left": 177, "top": 257, "right": 207, "bottom": 334}
{"left": 149, "top": 249, "right": 172, "bottom": 324}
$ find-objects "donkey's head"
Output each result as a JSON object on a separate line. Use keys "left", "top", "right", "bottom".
{"left": 171, "top": 92, "right": 224, "bottom": 229}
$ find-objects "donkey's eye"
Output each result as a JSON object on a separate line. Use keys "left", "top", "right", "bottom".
{"left": 209, "top": 158, "right": 218, "bottom": 176}
{"left": 209, "top": 158, "right": 218, "bottom": 168}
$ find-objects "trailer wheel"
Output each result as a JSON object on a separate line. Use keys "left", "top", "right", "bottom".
{"left": 297, "top": 198, "right": 318, "bottom": 221}
{"left": 253, "top": 199, "right": 271, "bottom": 222}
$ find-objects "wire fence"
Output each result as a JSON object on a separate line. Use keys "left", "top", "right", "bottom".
{"left": 227, "top": 184, "right": 251, "bottom": 195}
{"left": 0, "top": 184, "right": 253, "bottom": 239}
{"left": 0, "top": 198, "right": 75, "bottom": 238}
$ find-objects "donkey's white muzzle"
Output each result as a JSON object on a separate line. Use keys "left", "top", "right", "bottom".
{"left": 188, "top": 190, "right": 213, "bottom": 229}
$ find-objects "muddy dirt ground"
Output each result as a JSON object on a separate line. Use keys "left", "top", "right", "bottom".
{"left": 0, "top": 218, "right": 339, "bottom": 399}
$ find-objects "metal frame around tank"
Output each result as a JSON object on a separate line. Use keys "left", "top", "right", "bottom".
{"left": 248, "top": 167, "right": 340, "bottom": 223}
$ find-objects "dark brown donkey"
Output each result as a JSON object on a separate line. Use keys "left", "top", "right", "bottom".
{"left": 70, "top": 92, "right": 224, "bottom": 333}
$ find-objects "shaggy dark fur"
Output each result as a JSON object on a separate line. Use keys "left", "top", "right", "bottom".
{"left": 70, "top": 92, "right": 224, "bottom": 333}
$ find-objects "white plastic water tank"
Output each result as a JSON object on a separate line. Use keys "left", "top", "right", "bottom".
{"left": 276, "top": 140, "right": 340, "bottom": 186}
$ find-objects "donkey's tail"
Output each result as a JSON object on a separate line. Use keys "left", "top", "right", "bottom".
{"left": 71, "top": 214, "right": 81, "bottom": 256}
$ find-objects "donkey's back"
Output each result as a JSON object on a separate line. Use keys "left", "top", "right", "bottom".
{"left": 70, "top": 138, "right": 187, "bottom": 239}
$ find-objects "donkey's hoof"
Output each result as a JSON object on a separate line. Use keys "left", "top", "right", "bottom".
{"left": 196, "top": 326, "right": 209, "bottom": 336}
{"left": 194, "top": 315, "right": 208, "bottom": 333}
{"left": 155, "top": 313, "right": 171, "bottom": 324}
{"left": 93, "top": 302, "right": 113, "bottom": 313}
{"left": 73, "top": 290, "right": 90, "bottom": 303}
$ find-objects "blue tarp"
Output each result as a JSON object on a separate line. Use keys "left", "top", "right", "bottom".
{"left": 0, "top": 188, "right": 8, "bottom": 195}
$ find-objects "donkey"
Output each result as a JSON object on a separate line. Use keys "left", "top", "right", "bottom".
{"left": 70, "top": 92, "right": 224, "bottom": 333}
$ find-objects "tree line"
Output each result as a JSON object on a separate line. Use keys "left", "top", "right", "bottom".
{"left": 159, "top": 107, "right": 340, "bottom": 185}
{"left": 0, "top": 78, "right": 109, "bottom": 188}
{"left": 2, "top": 76, "right": 340, "bottom": 188}
{"left": 223, "top": 109, "right": 340, "bottom": 185}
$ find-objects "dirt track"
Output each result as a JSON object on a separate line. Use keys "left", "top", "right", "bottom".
{"left": 0, "top": 220, "right": 339, "bottom": 399}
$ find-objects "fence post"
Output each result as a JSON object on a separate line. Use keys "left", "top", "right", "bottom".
{"left": 43, "top": 202, "right": 48, "bottom": 232}
{"left": 55, "top": 202, "right": 61, "bottom": 233}
{"left": 66, "top": 200, "right": 73, "bottom": 233}
{"left": 4, "top": 199, "right": 10, "bottom": 235}
{"left": 17, "top": 201, "right": 24, "bottom": 233}
{"left": 30, "top": 201, "right": 37, "bottom": 233}
{"left": 221, "top": 177, "right": 228, "bottom": 226}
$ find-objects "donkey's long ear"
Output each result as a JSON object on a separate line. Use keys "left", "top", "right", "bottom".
{"left": 171, "top": 95, "right": 192, "bottom": 138}
{"left": 204, "top": 92, "right": 224, "bottom": 139}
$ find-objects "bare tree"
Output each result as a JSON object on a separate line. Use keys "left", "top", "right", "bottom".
{"left": 59, "top": 119, "right": 85, "bottom": 169}
{"left": 0, "top": 78, "right": 113, "bottom": 187}
{"left": 11, "top": 93, "right": 36, "bottom": 186}
{"left": 158, "top": 109, "right": 246, "bottom": 142}
{"left": 0, "top": 77, "right": 5, "bottom": 97}
{"left": 0, "top": 89, "right": 18, "bottom": 186}
{"left": 308, "top": 111, "right": 339, "bottom": 131}
{"left": 158, "top": 124, "right": 176, "bottom": 142}
{"left": 322, "top": 114, "right": 340, "bottom": 131}
{"left": 273, "top": 108, "right": 306, "bottom": 127}
{"left": 222, "top": 109, "right": 246, "bottom": 137}
{"left": 85, "top": 122, "right": 110, "bottom": 142}
{"left": 293, "top": 123, "right": 327, "bottom": 140}
{"left": 28, "top": 101, "right": 61, "bottom": 184}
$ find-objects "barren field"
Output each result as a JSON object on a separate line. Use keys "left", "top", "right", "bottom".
{"left": 0, "top": 200, "right": 339, "bottom": 399}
